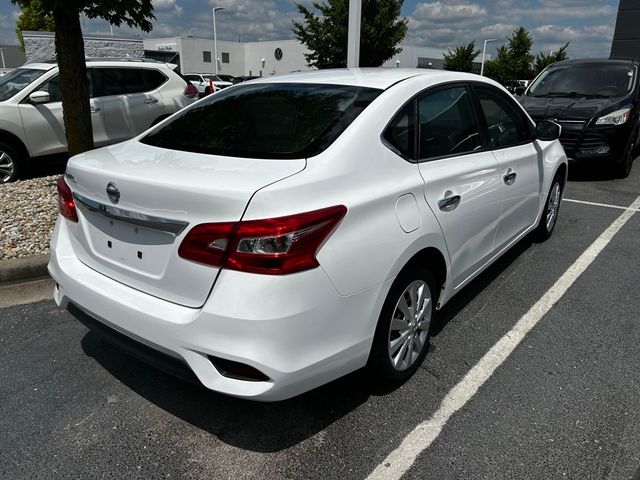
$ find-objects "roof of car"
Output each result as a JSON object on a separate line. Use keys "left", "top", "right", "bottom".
{"left": 23, "top": 58, "right": 174, "bottom": 70}
{"left": 552, "top": 58, "right": 639, "bottom": 67}
{"left": 247, "top": 68, "right": 484, "bottom": 90}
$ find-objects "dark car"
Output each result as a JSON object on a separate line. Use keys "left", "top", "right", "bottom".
{"left": 519, "top": 58, "right": 640, "bottom": 177}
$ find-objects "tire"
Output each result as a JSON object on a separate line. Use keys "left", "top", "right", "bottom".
{"left": 534, "top": 173, "right": 563, "bottom": 242}
{"left": 615, "top": 127, "right": 638, "bottom": 179}
{"left": 367, "top": 266, "right": 436, "bottom": 386}
{"left": 0, "top": 141, "right": 23, "bottom": 184}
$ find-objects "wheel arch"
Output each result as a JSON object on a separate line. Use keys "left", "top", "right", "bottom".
{"left": 0, "top": 129, "right": 30, "bottom": 161}
{"left": 399, "top": 246, "right": 448, "bottom": 308}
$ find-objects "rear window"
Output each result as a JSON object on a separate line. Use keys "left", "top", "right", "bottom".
{"left": 141, "top": 83, "right": 382, "bottom": 159}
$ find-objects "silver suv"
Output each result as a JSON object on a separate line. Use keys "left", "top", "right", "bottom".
{"left": 0, "top": 59, "right": 198, "bottom": 183}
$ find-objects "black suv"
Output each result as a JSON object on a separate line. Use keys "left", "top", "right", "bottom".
{"left": 519, "top": 58, "right": 639, "bottom": 177}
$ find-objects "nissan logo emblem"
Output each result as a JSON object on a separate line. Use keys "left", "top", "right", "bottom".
{"left": 106, "top": 182, "right": 120, "bottom": 204}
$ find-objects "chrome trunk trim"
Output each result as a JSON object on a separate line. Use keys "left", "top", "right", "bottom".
{"left": 73, "top": 193, "right": 189, "bottom": 236}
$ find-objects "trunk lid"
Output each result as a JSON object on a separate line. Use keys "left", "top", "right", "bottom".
{"left": 65, "top": 140, "right": 305, "bottom": 308}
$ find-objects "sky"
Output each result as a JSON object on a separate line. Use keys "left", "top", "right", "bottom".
{"left": 0, "top": 0, "right": 621, "bottom": 59}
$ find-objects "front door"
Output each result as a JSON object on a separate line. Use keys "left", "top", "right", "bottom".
{"left": 18, "top": 73, "right": 107, "bottom": 156}
{"left": 472, "top": 84, "right": 541, "bottom": 250}
{"left": 416, "top": 85, "right": 503, "bottom": 288}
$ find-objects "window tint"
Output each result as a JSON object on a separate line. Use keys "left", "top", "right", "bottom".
{"left": 141, "top": 83, "right": 382, "bottom": 159}
{"left": 418, "top": 86, "right": 481, "bottom": 160}
{"left": 38, "top": 73, "right": 93, "bottom": 102}
{"left": 93, "top": 68, "right": 147, "bottom": 96}
{"left": 143, "top": 69, "right": 167, "bottom": 90}
{"left": 383, "top": 102, "right": 415, "bottom": 159}
{"left": 475, "top": 86, "right": 532, "bottom": 148}
{"left": 39, "top": 75, "right": 62, "bottom": 102}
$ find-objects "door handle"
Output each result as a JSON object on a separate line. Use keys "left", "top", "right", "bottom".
{"left": 503, "top": 169, "right": 517, "bottom": 185}
{"left": 145, "top": 98, "right": 159, "bottom": 105}
{"left": 90, "top": 104, "right": 101, "bottom": 113}
{"left": 438, "top": 192, "right": 461, "bottom": 212}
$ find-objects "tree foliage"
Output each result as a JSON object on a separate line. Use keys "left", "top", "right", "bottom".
{"left": 15, "top": 0, "right": 55, "bottom": 51}
{"left": 532, "top": 42, "right": 570, "bottom": 77}
{"left": 443, "top": 41, "right": 481, "bottom": 73}
{"left": 483, "top": 26, "right": 535, "bottom": 84}
{"left": 292, "top": 0, "right": 408, "bottom": 68}
{"left": 11, "top": 0, "right": 155, "bottom": 156}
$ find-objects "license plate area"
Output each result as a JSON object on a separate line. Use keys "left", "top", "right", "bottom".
{"left": 83, "top": 209, "right": 176, "bottom": 276}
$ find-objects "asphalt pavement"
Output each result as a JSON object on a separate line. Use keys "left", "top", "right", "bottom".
{"left": 1, "top": 161, "right": 639, "bottom": 480}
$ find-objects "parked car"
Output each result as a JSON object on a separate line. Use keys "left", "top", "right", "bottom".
{"left": 49, "top": 69, "right": 567, "bottom": 401}
{"left": 0, "top": 59, "right": 197, "bottom": 183}
{"left": 216, "top": 74, "right": 237, "bottom": 84}
{"left": 505, "top": 80, "right": 527, "bottom": 96}
{"left": 183, "top": 73, "right": 233, "bottom": 96}
{"left": 232, "top": 75, "right": 260, "bottom": 84}
{"left": 520, "top": 58, "right": 639, "bottom": 178}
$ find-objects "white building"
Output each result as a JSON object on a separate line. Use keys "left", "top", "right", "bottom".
{"left": 143, "top": 37, "right": 310, "bottom": 77}
{"left": 143, "top": 37, "right": 461, "bottom": 77}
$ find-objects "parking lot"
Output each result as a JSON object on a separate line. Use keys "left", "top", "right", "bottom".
{"left": 1, "top": 162, "right": 640, "bottom": 479}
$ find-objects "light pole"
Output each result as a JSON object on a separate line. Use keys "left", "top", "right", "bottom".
{"left": 347, "top": 0, "right": 361, "bottom": 68}
{"left": 212, "top": 6, "right": 225, "bottom": 75}
{"left": 480, "top": 38, "right": 497, "bottom": 76}
{"left": 0, "top": 49, "right": 5, "bottom": 71}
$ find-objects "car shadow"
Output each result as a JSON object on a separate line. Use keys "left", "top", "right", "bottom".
{"left": 566, "top": 155, "right": 639, "bottom": 182}
{"left": 79, "top": 235, "right": 537, "bottom": 453}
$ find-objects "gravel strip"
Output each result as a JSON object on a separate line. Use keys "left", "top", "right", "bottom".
{"left": 0, "top": 175, "right": 58, "bottom": 260}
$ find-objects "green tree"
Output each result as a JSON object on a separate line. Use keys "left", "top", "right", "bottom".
{"left": 532, "top": 42, "right": 569, "bottom": 77}
{"left": 11, "top": 0, "right": 155, "bottom": 156}
{"left": 443, "top": 41, "right": 481, "bottom": 73}
{"left": 15, "top": 0, "right": 55, "bottom": 51}
{"left": 484, "top": 26, "right": 535, "bottom": 84}
{"left": 292, "top": 0, "right": 408, "bottom": 68}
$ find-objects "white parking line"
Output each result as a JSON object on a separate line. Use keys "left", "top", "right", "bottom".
{"left": 564, "top": 198, "right": 640, "bottom": 213}
{"left": 367, "top": 195, "right": 640, "bottom": 480}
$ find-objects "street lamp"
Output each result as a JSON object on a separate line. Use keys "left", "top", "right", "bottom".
{"left": 480, "top": 38, "right": 497, "bottom": 76}
{"left": 212, "top": 6, "right": 225, "bottom": 75}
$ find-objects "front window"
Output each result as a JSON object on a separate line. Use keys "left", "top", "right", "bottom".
{"left": 528, "top": 64, "right": 636, "bottom": 98}
{"left": 141, "top": 83, "right": 382, "bottom": 159}
{"left": 0, "top": 68, "right": 47, "bottom": 102}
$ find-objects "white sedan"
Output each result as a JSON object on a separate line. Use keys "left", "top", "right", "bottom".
{"left": 49, "top": 69, "right": 567, "bottom": 401}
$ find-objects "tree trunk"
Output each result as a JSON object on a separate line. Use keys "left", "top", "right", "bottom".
{"left": 53, "top": 7, "right": 93, "bottom": 156}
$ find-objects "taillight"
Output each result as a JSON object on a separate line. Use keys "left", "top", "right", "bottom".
{"left": 183, "top": 84, "right": 198, "bottom": 99}
{"left": 178, "top": 205, "right": 347, "bottom": 275}
{"left": 56, "top": 175, "right": 78, "bottom": 222}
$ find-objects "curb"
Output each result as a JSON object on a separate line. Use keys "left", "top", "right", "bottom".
{"left": 0, "top": 254, "right": 50, "bottom": 285}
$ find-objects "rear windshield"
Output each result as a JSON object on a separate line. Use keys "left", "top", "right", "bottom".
{"left": 528, "top": 64, "right": 636, "bottom": 98}
{"left": 0, "top": 68, "right": 47, "bottom": 102}
{"left": 141, "top": 83, "right": 382, "bottom": 159}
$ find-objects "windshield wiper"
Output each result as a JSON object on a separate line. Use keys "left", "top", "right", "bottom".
{"left": 533, "top": 91, "right": 609, "bottom": 99}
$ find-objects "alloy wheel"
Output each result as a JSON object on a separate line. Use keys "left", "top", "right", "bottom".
{"left": 546, "top": 182, "right": 561, "bottom": 232}
{"left": 388, "top": 280, "right": 431, "bottom": 372}
{"left": 0, "top": 150, "right": 15, "bottom": 184}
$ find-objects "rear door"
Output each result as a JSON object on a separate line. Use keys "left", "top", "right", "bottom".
{"left": 472, "top": 84, "right": 540, "bottom": 250}
{"left": 92, "top": 67, "right": 165, "bottom": 142}
{"left": 416, "top": 84, "right": 503, "bottom": 288}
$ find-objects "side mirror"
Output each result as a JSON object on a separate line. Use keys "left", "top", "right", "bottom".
{"left": 536, "top": 120, "right": 561, "bottom": 141}
{"left": 29, "top": 91, "right": 50, "bottom": 104}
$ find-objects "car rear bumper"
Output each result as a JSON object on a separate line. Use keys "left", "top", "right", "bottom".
{"left": 48, "top": 217, "right": 389, "bottom": 401}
